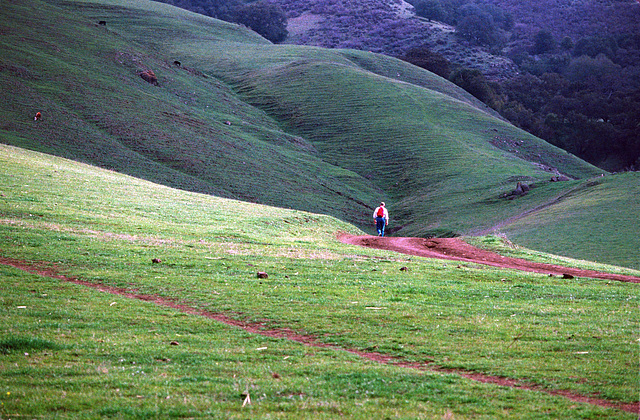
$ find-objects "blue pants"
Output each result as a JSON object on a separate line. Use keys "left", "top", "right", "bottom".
{"left": 375, "top": 217, "right": 386, "bottom": 237}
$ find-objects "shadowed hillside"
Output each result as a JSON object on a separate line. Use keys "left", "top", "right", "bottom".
{"left": 4, "top": 0, "right": 638, "bottom": 267}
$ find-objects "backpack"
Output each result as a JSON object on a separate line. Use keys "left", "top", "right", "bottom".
{"left": 376, "top": 207, "right": 385, "bottom": 217}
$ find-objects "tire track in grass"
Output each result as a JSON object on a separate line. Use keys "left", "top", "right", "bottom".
{"left": 1, "top": 256, "right": 637, "bottom": 414}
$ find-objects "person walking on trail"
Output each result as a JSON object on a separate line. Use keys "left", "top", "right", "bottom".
{"left": 373, "top": 202, "right": 389, "bottom": 237}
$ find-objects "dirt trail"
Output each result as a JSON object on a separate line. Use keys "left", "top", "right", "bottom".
{"left": 338, "top": 233, "right": 640, "bottom": 283}
{"left": 1, "top": 255, "right": 638, "bottom": 414}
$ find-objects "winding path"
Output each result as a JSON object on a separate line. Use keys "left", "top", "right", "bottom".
{"left": 337, "top": 233, "right": 640, "bottom": 283}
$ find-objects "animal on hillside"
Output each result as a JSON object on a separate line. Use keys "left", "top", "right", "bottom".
{"left": 139, "top": 69, "right": 158, "bottom": 86}
{"left": 98, "top": 20, "right": 106, "bottom": 26}
{"left": 34, "top": 112, "right": 41, "bottom": 121}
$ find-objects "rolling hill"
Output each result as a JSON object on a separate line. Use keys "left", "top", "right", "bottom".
{"left": 2, "top": 143, "right": 638, "bottom": 417}
{"left": 1, "top": 0, "right": 638, "bottom": 268}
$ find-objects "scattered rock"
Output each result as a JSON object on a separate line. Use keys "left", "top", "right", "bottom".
{"left": 501, "top": 181, "right": 531, "bottom": 200}
{"left": 514, "top": 181, "right": 530, "bottom": 195}
{"left": 399, "top": 266, "right": 408, "bottom": 271}
{"left": 551, "top": 175, "right": 570, "bottom": 182}
{"left": 98, "top": 20, "right": 106, "bottom": 26}
{"left": 562, "top": 273, "right": 575, "bottom": 279}
{"left": 173, "top": 60, "right": 181, "bottom": 67}
{"left": 170, "top": 341, "right": 179, "bottom": 346}
{"left": 257, "top": 271, "right": 268, "bottom": 279}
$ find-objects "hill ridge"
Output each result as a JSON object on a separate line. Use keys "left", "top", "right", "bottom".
{"left": 2, "top": 0, "right": 638, "bottom": 268}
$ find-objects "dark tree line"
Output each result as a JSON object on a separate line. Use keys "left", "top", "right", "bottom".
{"left": 401, "top": 33, "right": 640, "bottom": 170}
{"left": 403, "top": 0, "right": 640, "bottom": 171}
{"left": 501, "top": 32, "right": 640, "bottom": 171}
{"left": 156, "top": 0, "right": 288, "bottom": 43}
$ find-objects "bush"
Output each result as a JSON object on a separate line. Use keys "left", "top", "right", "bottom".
{"left": 414, "top": 0, "right": 445, "bottom": 21}
{"left": 231, "top": 1, "right": 288, "bottom": 43}
{"left": 532, "top": 30, "right": 556, "bottom": 55}
{"left": 401, "top": 47, "right": 451, "bottom": 78}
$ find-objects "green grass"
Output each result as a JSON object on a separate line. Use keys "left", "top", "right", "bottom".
{"left": 464, "top": 235, "right": 640, "bottom": 277}
{"left": 0, "top": 0, "right": 383, "bottom": 229}
{"left": 480, "top": 174, "right": 640, "bottom": 270}
{"left": 1, "top": 144, "right": 638, "bottom": 418}
{"left": 5, "top": 266, "right": 633, "bottom": 419}
{"left": 6, "top": 0, "right": 637, "bottom": 271}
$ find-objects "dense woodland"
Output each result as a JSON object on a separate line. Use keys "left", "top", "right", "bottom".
{"left": 405, "top": 0, "right": 640, "bottom": 171}
{"left": 155, "top": 0, "right": 640, "bottom": 171}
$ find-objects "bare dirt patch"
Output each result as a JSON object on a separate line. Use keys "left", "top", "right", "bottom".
{"left": 1, "top": 255, "right": 637, "bottom": 413}
{"left": 337, "top": 233, "right": 640, "bottom": 283}
{"left": 286, "top": 12, "right": 324, "bottom": 38}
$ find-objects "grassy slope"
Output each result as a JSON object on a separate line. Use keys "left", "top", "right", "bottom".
{"left": 2, "top": 0, "right": 637, "bottom": 268}
{"left": 493, "top": 173, "right": 640, "bottom": 270}
{"left": 0, "top": 0, "right": 383, "bottom": 227}
{"left": 1, "top": 144, "right": 638, "bottom": 418}
{"left": 198, "top": 48, "right": 603, "bottom": 236}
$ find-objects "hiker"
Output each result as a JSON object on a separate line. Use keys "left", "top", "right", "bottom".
{"left": 373, "top": 202, "right": 389, "bottom": 237}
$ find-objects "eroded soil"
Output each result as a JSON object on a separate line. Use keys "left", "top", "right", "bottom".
{"left": 337, "top": 233, "right": 640, "bottom": 283}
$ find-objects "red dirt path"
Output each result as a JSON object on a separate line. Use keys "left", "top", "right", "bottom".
{"left": 1, "top": 253, "right": 638, "bottom": 414}
{"left": 338, "top": 233, "right": 640, "bottom": 283}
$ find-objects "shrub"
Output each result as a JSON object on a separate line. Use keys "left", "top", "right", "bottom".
{"left": 401, "top": 47, "right": 451, "bottom": 78}
{"left": 231, "top": 1, "right": 289, "bottom": 43}
{"left": 532, "top": 30, "right": 556, "bottom": 55}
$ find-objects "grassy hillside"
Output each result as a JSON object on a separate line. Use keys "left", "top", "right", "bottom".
{"left": 3, "top": 0, "right": 638, "bottom": 268}
{"left": 486, "top": 172, "right": 640, "bottom": 270}
{"left": 0, "top": 0, "right": 383, "bottom": 227}
{"left": 1, "top": 144, "right": 638, "bottom": 418}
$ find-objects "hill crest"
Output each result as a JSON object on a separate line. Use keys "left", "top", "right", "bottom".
{"left": 4, "top": 0, "right": 639, "bottom": 268}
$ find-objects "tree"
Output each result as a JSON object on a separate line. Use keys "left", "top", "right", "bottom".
{"left": 532, "top": 30, "right": 556, "bottom": 55}
{"left": 231, "top": 1, "right": 288, "bottom": 43}
{"left": 414, "top": 0, "right": 446, "bottom": 22}
{"left": 560, "top": 36, "right": 574, "bottom": 51}
{"left": 455, "top": 6, "right": 499, "bottom": 46}
{"left": 449, "top": 68, "right": 500, "bottom": 107}
{"left": 564, "top": 54, "right": 621, "bottom": 87}
{"left": 573, "top": 36, "right": 617, "bottom": 60}
{"left": 400, "top": 47, "right": 451, "bottom": 78}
